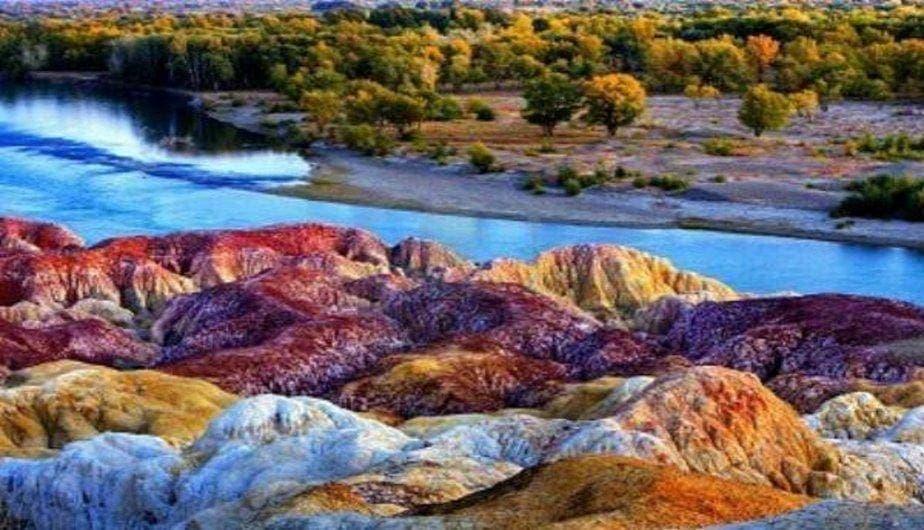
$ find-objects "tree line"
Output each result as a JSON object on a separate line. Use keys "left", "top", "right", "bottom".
{"left": 0, "top": 6, "right": 920, "bottom": 98}
{"left": 0, "top": 6, "right": 921, "bottom": 145}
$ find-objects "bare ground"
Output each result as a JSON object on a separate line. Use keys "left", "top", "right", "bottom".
{"left": 196, "top": 89, "right": 924, "bottom": 249}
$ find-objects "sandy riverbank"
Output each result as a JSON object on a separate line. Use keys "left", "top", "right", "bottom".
{"left": 30, "top": 72, "right": 924, "bottom": 250}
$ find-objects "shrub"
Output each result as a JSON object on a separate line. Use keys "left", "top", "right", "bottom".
{"left": 613, "top": 166, "right": 642, "bottom": 180}
{"left": 466, "top": 99, "right": 496, "bottom": 121}
{"left": 426, "top": 96, "right": 463, "bottom": 121}
{"left": 427, "top": 141, "right": 457, "bottom": 164}
{"left": 556, "top": 165, "right": 580, "bottom": 185}
{"left": 468, "top": 142, "right": 497, "bottom": 173}
{"left": 632, "top": 176, "right": 648, "bottom": 188}
{"left": 832, "top": 175, "right": 924, "bottom": 222}
{"left": 648, "top": 174, "right": 690, "bottom": 192}
{"left": 338, "top": 124, "right": 394, "bottom": 156}
{"left": 475, "top": 105, "right": 496, "bottom": 121}
{"left": 563, "top": 178, "right": 583, "bottom": 196}
{"left": 284, "top": 125, "right": 316, "bottom": 147}
{"left": 855, "top": 133, "right": 924, "bottom": 161}
{"left": 711, "top": 175, "right": 728, "bottom": 183}
{"left": 522, "top": 174, "right": 546, "bottom": 194}
{"left": 593, "top": 163, "right": 609, "bottom": 184}
{"left": 703, "top": 138, "right": 736, "bottom": 156}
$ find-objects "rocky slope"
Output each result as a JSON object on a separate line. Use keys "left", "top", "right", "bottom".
{"left": 0, "top": 361, "right": 236, "bottom": 456}
{"left": 0, "top": 217, "right": 921, "bottom": 528}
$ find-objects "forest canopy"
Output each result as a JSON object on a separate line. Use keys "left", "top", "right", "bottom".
{"left": 0, "top": 5, "right": 921, "bottom": 103}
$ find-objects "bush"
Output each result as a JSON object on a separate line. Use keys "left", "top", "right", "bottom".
{"left": 475, "top": 106, "right": 496, "bottom": 121}
{"left": 426, "top": 96, "right": 463, "bottom": 121}
{"left": 855, "top": 133, "right": 924, "bottom": 161}
{"left": 466, "top": 99, "right": 496, "bottom": 121}
{"left": 703, "top": 138, "right": 736, "bottom": 156}
{"left": 556, "top": 165, "right": 580, "bottom": 185}
{"left": 648, "top": 174, "right": 690, "bottom": 192}
{"left": 427, "top": 141, "right": 457, "bottom": 164}
{"left": 468, "top": 142, "right": 497, "bottom": 173}
{"left": 832, "top": 175, "right": 924, "bottom": 222}
{"left": 522, "top": 174, "right": 546, "bottom": 194}
{"left": 338, "top": 124, "right": 394, "bottom": 156}
{"left": 612, "top": 165, "right": 642, "bottom": 180}
{"left": 632, "top": 176, "right": 648, "bottom": 188}
{"left": 563, "top": 178, "right": 583, "bottom": 196}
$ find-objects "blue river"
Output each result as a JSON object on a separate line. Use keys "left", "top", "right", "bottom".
{"left": 0, "top": 81, "right": 921, "bottom": 303}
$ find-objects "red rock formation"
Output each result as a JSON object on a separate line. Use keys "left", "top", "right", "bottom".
{"left": 1, "top": 218, "right": 921, "bottom": 420}
{"left": 162, "top": 312, "right": 406, "bottom": 395}
{"left": 384, "top": 281, "right": 599, "bottom": 365}
{"left": 0, "top": 222, "right": 388, "bottom": 312}
{"left": 152, "top": 265, "right": 378, "bottom": 361}
{"left": 0, "top": 319, "right": 157, "bottom": 369}
{"left": 563, "top": 328, "right": 686, "bottom": 378}
{"left": 769, "top": 374, "right": 924, "bottom": 413}
{"left": 667, "top": 294, "right": 924, "bottom": 384}
{"left": 0, "top": 217, "right": 83, "bottom": 254}
{"left": 336, "top": 339, "right": 567, "bottom": 417}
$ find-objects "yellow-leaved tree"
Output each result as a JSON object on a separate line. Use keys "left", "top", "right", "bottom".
{"left": 584, "top": 73, "right": 647, "bottom": 137}
{"left": 746, "top": 34, "right": 781, "bottom": 80}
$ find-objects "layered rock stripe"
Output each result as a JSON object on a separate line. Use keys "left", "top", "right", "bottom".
{"left": 0, "top": 217, "right": 921, "bottom": 528}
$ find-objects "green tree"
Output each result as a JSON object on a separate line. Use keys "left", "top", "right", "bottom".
{"left": 738, "top": 84, "right": 794, "bottom": 137}
{"left": 379, "top": 92, "right": 426, "bottom": 138}
{"left": 522, "top": 73, "right": 583, "bottom": 137}
{"left": 299, "top": 90, "right": 342, "bottom": 135}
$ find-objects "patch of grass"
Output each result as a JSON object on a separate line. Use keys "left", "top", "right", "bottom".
{"left": 555, "top": 164, "right": 617, "bottom": 195}
{"left": 703, "top": 137, "right": 736, "bottom": 156}
{"left": 832, "top": 174, "right": 924, "bottom": 222}
{"left": 856, "top": 133, "right": 924, "bottom": 161}
{"left": 648, "top": 173, "right": 690, "bottom": 192}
